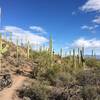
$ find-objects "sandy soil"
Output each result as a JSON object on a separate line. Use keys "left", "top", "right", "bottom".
{"left": 0, "top": 75, "right": 26, "bottom": 100}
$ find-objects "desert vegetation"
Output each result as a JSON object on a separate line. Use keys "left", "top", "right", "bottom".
{"left": 0, "top": 32, "right": 99, "bottom": 100}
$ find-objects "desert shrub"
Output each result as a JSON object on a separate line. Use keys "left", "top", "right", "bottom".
{"left": 81, "top": 86, "right": 99, "bottom": 100}
{"left": 38, "top": 67, "right": 57, "bottom": 85}
{"left": 49, "top": 84, "right": 82, "bottom": 100}
{"left": 76, "top": 70, "right": 95, "bottom": 86}
{"left": 55, "top": 72, "right": 75, "bottom": 87}
{"left": 76, "top": 69, "right": 100, "bottom": 86}
{"left": 18, "top": 82, "right": 50, "bottom": 100}
{"left": 86, "top": 58, "right": 100, "bottom": 68}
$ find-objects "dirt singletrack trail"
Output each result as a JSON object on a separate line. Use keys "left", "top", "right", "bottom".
{"left": 0, "top": 75, "right": 26, "bottom": 100}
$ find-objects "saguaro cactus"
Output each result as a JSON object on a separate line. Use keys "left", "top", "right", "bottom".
{"left": 27, "top": 40, "right": 30, "bottom": 59}
{"left": 39, "top": 46, "right": 42, "bottom": 52}
{"left": 49, "top": 34, "right": 53, "bottom": 66}
{"left": 92, "top": 49, "right": 94, "bottom": 57}
{"left": 4, "top": 32, "right": 7, "bottom": 41}
{"left": 72, "top": 49, "right": 76, "bottom": 68}
{"left": 9, "top": 32, "right": 12, "bottom": 42}
{"left": 77, "top": 48, "right": 80, "bottom": 66}
{"left": 21, "top": 38, "right": 23, "bottom": 47}
{"left": 16, "top": 38, "right": 19, "bottom": 65}
{"left": 80, "top": 47, "right": 85, "bottom": 67}
{"left": 49, "top": 34, "right": 53, "bottom": 54}
{"left": 69, "top": 50, "right": 72, "bottom": 62}
{"left": 60, "top": 48, "right": 63, "bottom": 58}
{"left": 0, "top": 33, "right": 9, "bottom": 72}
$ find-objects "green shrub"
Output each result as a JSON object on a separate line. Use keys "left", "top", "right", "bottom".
{"left": 18, "top": 82, "right": 50, "bottom": 100}
{"left": 86, "top": 58, "right": 100, "bottom": 68}
{"left": 81, "top": 86, "right": 99, "bottom": 100}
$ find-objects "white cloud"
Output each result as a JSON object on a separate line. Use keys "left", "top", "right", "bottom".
{"left": 72, "top": 38, "right": 100, "bottom": 48}
{"left": 30, "top": 26, "right": 47, "bottom": 34}
{"left": 92, "top": 16, "right": 100, "bottom": 24}
{"left": 2, "top": 26, "right": 48, "bottom": 45}
{"left": 80, "top": 0, "right": 100, "bottom": 12}
{"left": 81, "top": 25, "right": 93, "bottom": 30}
{"left": 81, "top": 25, "right": 99, "bottom": 33}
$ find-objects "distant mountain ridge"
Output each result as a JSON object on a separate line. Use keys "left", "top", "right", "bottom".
{"left": 85, "top": 55, "right": 100, "bottom": 60}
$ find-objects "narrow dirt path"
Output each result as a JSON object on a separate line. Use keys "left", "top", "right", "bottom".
{"left": 0, "top": 75, "right": 26, "bottom": 100}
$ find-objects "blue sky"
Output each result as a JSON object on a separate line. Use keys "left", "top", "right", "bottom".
{"left": 0, "top": 0, "right": 100, "bottom": 54}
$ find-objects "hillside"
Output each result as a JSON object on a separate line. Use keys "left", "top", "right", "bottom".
{"left": 0, "top": 39, "right": 100, "bottom": 100}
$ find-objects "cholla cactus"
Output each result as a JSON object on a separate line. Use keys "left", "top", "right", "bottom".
{"left": 0, "top": 33, "right": 9, "bottom": 72}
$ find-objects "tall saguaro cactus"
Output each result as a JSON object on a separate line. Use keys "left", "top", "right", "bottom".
{"left": 49, "top": 34, "right": 53, "bottom": 67}
{"left": 27, "top": 40, "right": 30, "bottom": 59}
{"left": 80, "top": 47, "right": 85, "bottom": 67}
{"left": 69, "top": 50, "right": 72, "bottom": 62}
{"left": 82, "top": 47, "right": 84, "bottom": 57}
{"left": 78, "top": 48, "right": 80, "bottom": 66}
{"left": 4, "top": 32, "right": 7, "bottom": 41}
{"left": 49, "top": 34, "right": 53, "bottom": 54}
{"left": 0, "top": 33, "right": 9, "bottom": 72}
{"left": 60, "top": 48, "right": 63, "bottom": 58}
{"left": 16, "top": 38, "right": 19, "bottom": 65}
{"left": 72, "top": 49, "right": 76, "bottom": 68}
{"left": 92, "top": 49, "right": 94, "bottom": 57}
{"left": 9, "top": 32, "right": 12, "bottom": 42}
